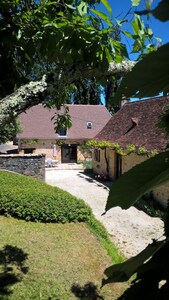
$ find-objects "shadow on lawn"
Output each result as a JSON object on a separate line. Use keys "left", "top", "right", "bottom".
{"left": 71, "top": 282, "right": 104, "bottom": 299}
{"left": 0, "top": 245, "right": 28, "bottom": 296}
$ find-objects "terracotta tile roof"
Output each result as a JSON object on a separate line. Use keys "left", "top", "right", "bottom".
{"left": 17, "top": 104, "right": 111, "bottom": 140}
{"left": 95, "top": 96, "right": 169, "bottom": 152}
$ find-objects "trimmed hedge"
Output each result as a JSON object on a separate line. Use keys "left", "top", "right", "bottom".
{"left": 0, "top": 170, "right": 92, "bottom": 223}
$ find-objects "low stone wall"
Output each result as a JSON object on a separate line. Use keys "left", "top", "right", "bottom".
{"left": 0, "top": 154, "right": 45, "bottom": 181}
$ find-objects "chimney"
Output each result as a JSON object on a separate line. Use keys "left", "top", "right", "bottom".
{"left": 121, "top": 95, "right": 130, "bottom": 107}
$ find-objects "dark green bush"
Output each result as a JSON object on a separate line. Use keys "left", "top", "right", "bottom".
{"left": 0, "top": 170, "right": 92, "bottom": 223}
{"left": 135, "top": 192, "right": 166, "bottom": 219}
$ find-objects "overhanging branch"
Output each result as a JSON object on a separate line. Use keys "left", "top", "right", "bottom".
{"left": 0, "top": 61, "right": 135, "bottom": 126}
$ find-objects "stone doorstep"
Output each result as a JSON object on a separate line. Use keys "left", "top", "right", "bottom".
{"left": 45, "top": 163, "right": 84, "bottom": 170}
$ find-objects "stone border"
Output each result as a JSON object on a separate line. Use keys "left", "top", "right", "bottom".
{"left": 0, "top": 154, "right": 45, "bottom": 180}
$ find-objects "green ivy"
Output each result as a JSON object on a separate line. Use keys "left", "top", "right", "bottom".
{"left": 137, "top": 146, "right": 148, "bottom": 155}
{"left": 126, "top": 144, "right": 136, "bottom": 153}
{"left": 86, "top": 139, "right": 153, "bottom": 157}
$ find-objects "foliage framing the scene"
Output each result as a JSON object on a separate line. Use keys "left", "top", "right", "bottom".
{"left": 104, "top": 1, "right": 169, "bottom": 299}
{"left": 0, "top": 0, "right": 169, "bottom": 299}
{"left": 0, "top": 0, "right": 158, "bottom": 134}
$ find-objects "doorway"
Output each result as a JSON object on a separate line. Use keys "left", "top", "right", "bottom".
{"left": 61, "top": 144, "right": 77, "bottom": 163}
{"left": 116, "top": 153, "right": 122, "bottom": 179}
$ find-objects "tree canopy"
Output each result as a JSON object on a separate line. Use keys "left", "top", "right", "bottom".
{"left": 1, "top": 0, "right": 169, "bottom": 299}
{"left": 114, "top": 0, "right": 169, "bottom": 101}
{"left": 0, "top": 0, "right": 159, "bottom": 132}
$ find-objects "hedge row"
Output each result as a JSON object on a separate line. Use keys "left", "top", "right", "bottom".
{"left": 0, "top": 170, "right": 92, "bottom": 223}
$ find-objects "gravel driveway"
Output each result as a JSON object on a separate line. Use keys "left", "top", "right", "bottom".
{"left": 46, "top": 169, "right": 164, "bottom": 258}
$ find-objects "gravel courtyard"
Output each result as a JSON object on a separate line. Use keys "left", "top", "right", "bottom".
{"left": 46, "top": 169, "right": 164, "bottom": 258}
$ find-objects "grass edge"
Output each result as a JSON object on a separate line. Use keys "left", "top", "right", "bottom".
{"left": 87, "top": 215, "right": 124, "bottom": 264}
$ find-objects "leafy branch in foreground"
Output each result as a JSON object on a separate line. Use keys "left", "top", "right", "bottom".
{"left": 103, "top": 237, "right": 169, "bottom": 299}
{"left": 103, "top": 2, "right": 169, "bottom": 296}
{"left": 113, "top": 0, "right": 169, "bottom": 102}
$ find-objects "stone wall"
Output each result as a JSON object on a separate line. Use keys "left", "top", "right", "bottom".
{"left": 0, "top": 154, "right": 45, "bottom": 180}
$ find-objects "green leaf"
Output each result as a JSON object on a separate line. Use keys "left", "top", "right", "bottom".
{"left": 115, "top": 19, "right": 128, "bottom": 27}
{"left": 147, "top": 27, "right": 153, "bottom": 37}
{"left": 106, "top": 151, "right": 169, "bottom": 211}
{"left": 122, "top": 30, "right": 134, "bottom": 39}
{"left": 90, "top": 9, "right": 112, "bottom": 27}
{"left": 114, "top": 43, "right": 169, "bottom": 101}
{"left": 113, "top": 41, "right": 129, "bottom": 59}
{"left": 17, "top": 29, "right": 22, "bottom": 40}
{"left": 131, "top": 14, "right": 145, "bottom": 37}
{"left": 101, "top": 0, "right": 112, "bottom": 16}
{"left": 65, "top": 4, "right": 76, "bottom": 10}
{"left": 146, "top": 0, "right": 152, "bottom": 11}
{"left": 103, "top": 239, "right": 167, "bottom": 285}
{"left": 132, "top": 0, "right": 141, "bottom": 6}
{"left": 77, "top": 1, "right": 88, "bottom": 16}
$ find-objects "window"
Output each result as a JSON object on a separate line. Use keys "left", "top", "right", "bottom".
{"left": 58, "top": 128, "right": 67, "bottom": 136}
{"left": 94, "top": 149, "right": 100, "bottom": 162}
{"left": 87, "top": 122, "right": 93, "bottom": 129}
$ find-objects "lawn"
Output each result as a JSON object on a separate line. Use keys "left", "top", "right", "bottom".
{"left": 0, "top": 171, "right": 128, "bottom": 299}
{"left": 0, "top": 216, "right": 128, "bottom": 300}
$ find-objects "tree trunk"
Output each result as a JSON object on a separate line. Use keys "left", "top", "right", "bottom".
{"left": 0, "top": 61, "right": 135, "bottom": 126}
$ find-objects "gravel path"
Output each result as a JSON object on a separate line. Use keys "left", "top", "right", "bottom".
{"left": 45, "top": 169, "right": 164, "bottom": 258}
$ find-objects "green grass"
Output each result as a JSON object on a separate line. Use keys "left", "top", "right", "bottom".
{"left": 87, "top": 217, "right": 124, "bottom": 264}
{"left": 0, "top": 216, "right": 128, "bottom": 300}
{"left": 0, "top": 170, "right": 127, "bottom": 299}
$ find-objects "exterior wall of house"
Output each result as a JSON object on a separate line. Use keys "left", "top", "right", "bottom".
{"left": 92, "top": 149, "right": 117, "bottom": 180}
{"left": 152, "top": 184, "right": 169, "bottom": 208}
{"left": 93, "top": 150, "right": 169, "bottom": 207}
{"left": 34, "top": 147, "right": 62, "bottom": 160}
{"left": 93, "top": 150, "right": 147, "bottom": 180}
{"left": 122, "top": 153, "right": 148, "bottom": 174}
{"left": 92, "top": 149, "right": 107, "bottom": 176}
{"left": 19, "top": 139, "right": 91, "bottom": 162}
{"left": 77, "top": 146, "right": 92, "bottom": 162}
{"left": 107, "top": 150, "right": 117, "bottom": 180}
{"left": 0, "top": 154, "right": 45, "bottom": 180}
{"left": 19, "top": 139, "right": 56, "bottom": 159}
{"left": 122, "top": 153, "right": 169, "bottom": 208}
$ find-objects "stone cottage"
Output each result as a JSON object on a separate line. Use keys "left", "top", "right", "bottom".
{"left": 92, "top": 96, "right": 169, "bottom": 207}
{"left": 16, "top": 104, "right": 111, "bottom": 163}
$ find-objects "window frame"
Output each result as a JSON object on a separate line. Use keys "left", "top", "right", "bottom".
{"left": 87, "top": 122, "right": 93, "bottom": 129}
{"left": 58, "top": 128, "right": 67, "bottom": 137}
{"left": 94, "top": 148, "right": 100, "bottom": 162}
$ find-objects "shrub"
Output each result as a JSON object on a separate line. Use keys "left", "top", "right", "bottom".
{"left": 134, "top": 192, "right": 166, "bottom": 219}
{"left": 0, "top": 171, "right": 92, "bottom": 223}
